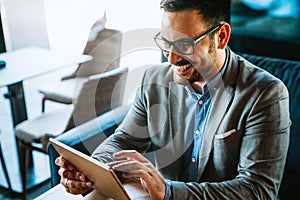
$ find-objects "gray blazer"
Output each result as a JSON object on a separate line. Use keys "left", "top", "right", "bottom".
{"left": 92, "top": 49, "right": 290, "bottom": 199}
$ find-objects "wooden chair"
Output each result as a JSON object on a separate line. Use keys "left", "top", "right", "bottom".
{"left": 14, "top": 67, "right": 128, "bottom": 198}
{"left": 38, "top": 15, "right": 122, "bottom": 112}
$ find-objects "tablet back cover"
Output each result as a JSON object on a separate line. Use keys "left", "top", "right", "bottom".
{"left": 49, "top": 138, "right": 131, "bottom": 200}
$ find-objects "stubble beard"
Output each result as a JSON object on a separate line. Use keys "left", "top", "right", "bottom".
{"left": 173, "top": 41, "right": 217, "bottom": 86}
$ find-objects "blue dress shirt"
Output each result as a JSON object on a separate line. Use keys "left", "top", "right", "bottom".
{"left": 163, "top": 48, "right": 229, "bottom": 200}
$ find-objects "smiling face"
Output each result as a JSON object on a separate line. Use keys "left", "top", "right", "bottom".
{"left": 161, "top": 9, "right": 221, "bottom": 86}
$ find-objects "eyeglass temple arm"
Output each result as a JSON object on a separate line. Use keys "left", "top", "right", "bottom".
{"left": 195, "top": 23, "right": 223, "bottom": 44}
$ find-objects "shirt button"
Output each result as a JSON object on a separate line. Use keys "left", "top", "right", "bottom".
{"left": 191, "top": 157, "right": 196, "bottom": 163}
{"left": 195, "top": 130, "right": 200, "bottom": 135}
{"left": 198, "top": 100, "right": 203, "bottom": 105}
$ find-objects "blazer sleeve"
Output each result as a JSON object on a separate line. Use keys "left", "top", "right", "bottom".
{"left": 91, "top": 71, "right": 152, "bottom": 163}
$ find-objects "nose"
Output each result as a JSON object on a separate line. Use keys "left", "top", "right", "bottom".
{"left": 165, "top": 46, "right": 183, "bottom": 65}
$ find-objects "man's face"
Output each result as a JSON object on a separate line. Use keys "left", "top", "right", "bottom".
{"left": 160, "top": 9, "right": 218, "bottom": 85}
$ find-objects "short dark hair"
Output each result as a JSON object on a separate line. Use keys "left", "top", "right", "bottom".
{"left": 160, "top": 0, "right": 231, "bottom": 26}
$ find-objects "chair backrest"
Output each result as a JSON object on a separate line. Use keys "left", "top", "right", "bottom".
{"left": 64, "top": 66, "right": 128, "bottom": 131}
{"left": 76, "top": 28, "right": 122, "bottom": 77}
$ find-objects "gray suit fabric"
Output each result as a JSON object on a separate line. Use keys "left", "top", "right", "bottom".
{"left": 92, "top": 49, "right": 290, "bottom": 199}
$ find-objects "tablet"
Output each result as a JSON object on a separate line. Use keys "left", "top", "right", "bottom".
{"left": 49, "top": 138, "right": 149, "bottom": 200}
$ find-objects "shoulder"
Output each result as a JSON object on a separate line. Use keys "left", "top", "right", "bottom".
{"left": 142, "top": 62, "right": 173, "bottom": 84}
{"left": 232, "top": 52, "right": 289, "bottom": 98}
{"left": 133, "top": 62, "right": 175, "bottom": 102}
{"left": 224, "top": 50, "right": 289, "bottom": 104}
{"left": 229, "top": 50, "right": 285, "bottom": 89}
{"left": 239, "top": 55, "right": 284, "bottom": 86}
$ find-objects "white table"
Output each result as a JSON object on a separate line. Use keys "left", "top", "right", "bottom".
{"left": 0, "top": 47, "right": 92, "bottom": 127}
{"left": 0, "top": 47, "right": 92, "bottom": 195}
{"left": 36, "top": 183, "right": 150, "bottom": 200}
{"left": 35, "top": 184, "right": 102, "bottom": 200}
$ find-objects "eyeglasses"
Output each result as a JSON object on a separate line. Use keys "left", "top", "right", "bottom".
{"left": 154, "top": 23, "right": 222, "bottom": 55}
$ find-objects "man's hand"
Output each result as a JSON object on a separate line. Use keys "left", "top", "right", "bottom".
{"left": 107, "top": 150, "right": 166, "bottom": 200}
{"left": 55, "top": 156, "right": 93, "bottom": 195}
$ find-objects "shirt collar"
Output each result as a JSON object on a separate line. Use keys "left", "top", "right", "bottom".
{"left": 206, "top": 47, "right": 229, "bottom": 94}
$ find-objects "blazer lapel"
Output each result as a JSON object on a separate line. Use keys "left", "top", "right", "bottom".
{"left": 197, "top": 49, "right": 239, "bottom": 179}
{"left": 197, "top": 81, "right": 234, "bottom": 179}
{"left": 168, "top": 82, "right": 186, "bottom": 151}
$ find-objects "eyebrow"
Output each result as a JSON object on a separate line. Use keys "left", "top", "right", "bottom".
{"left": 160, "top": 35, "right": 194, "bottom": 42}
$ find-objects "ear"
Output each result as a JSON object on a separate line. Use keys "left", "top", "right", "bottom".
{"left": 217, "top": 23, "right": 231, "bottom": 49}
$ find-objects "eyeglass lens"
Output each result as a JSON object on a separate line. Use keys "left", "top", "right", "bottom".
{"left": 155, "top": 38, "right": 195, "bottom": 55}
{"left": 154, "top": 23, "right": 222, "bottom": 55}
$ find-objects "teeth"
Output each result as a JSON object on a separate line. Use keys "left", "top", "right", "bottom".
{"left": 175, "top": 64, "right": 191, "bottom": 70}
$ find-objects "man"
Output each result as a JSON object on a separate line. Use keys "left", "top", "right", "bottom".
{"left": 56, "top": 0, "right": 290, "bottom": 199}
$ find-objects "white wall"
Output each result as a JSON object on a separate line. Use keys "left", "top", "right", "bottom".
{"left": 0, "top": 0, "right": 49, "bottom": 50}
{"left": 44, "top": 0, "right": 163, "bottom": 54}
{"left": 0, "top": 0, "right": 163, "bottom": 53}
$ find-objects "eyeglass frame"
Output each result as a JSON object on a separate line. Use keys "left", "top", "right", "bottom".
{"left": 154, "top": 23, "right": 223, "bottom": 55}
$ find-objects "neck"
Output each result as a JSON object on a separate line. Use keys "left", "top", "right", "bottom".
{"left": 217, "top": 49, "right": 226, "bottom": 71}
{"left": 191, "top": 49, "right": 226, "bottom": 93}
{"left": 191, "top": 81, "right": 206, "bottom": 94}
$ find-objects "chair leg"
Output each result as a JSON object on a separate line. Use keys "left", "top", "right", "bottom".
{"left": 19, "top": 140, "right": 28, "bottom": 199}
{"left": 41, "top": 97, "right": 46, "bottom": 113}
{"left": 0, "top": 143, "right": 12, "bottom": 192}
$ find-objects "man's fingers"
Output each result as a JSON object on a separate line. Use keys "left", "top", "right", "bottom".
{"left": 56, "top": 156, "right": 93, "bottom": 195}
{"left": 58, "top": 168, "right": 87, "bottom": 181}
{"left": 122, "top": 169, "right": 152, "bottom": 179}
{"left": 62, "top": 178, "right": 93, "bottom": 188}
{"left": 62, "top": 179, "right": 93, "bottom": 195}
{"left": 113, "top": 150, "right": 148, "bottom": 162}
{"left": 110, "top": 160, "right": 157, "bottom": 179}
{"left": 65, "top": 187, "right": 93, "bottom": 195}
{"left": 110, "top": 151, "right": 158, "bottom": 175}
{"left": 106, "top": 160, "right": 130, "bottom": 169}
{"left": 55, "top": 156, "right": 74, "bottom": 170}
